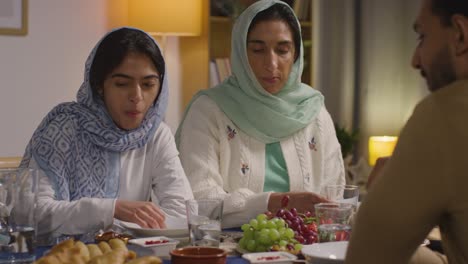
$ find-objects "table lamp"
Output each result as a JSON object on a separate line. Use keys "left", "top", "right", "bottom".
{"left": 127, "top": 0, "right": 202, "bottom": 49}
{"left": 368, "top": 136, "right": 398, "bottom": 166}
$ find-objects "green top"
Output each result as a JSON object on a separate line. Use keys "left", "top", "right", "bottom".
{"left": 264, "top": 142, "right": 289, "bottom": 192}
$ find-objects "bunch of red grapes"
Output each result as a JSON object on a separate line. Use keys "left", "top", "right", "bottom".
{"left": 266, "top": 195, "right": 318, "bottom": 245}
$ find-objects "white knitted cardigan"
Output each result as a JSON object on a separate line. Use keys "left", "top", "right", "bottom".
{"left": 178, "top": 95, "right": 345, "bottom": 228}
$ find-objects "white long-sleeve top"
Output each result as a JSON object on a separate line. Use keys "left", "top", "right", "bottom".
{"left": 32, "top": 122, "right": 193, "bottom": 236}
{"left": 178, "top": 96, "right": 345, "bottom": 228}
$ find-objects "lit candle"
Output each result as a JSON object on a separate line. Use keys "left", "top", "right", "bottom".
{"left": 368, "top": 136, "right": 398, "bottom": 166}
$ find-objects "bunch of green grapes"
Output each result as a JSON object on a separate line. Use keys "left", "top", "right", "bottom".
{"left": 238, "top": 213, "right": 303, "bottom": 254}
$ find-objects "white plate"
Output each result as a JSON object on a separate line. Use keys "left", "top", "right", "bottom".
{"left": 120, "top": 216, "right": 189, "bottom": 238}
{"left": 128, "top": 236, "right": 179, "bottom": 247}
{"left": 128, "top": 236, "right": 179, "bottom": 256}
{"left": 301, "top": 241, "right": 348, "bottom": 264}
{"left": 242, "top": 251, "right": 298, "bottom": 264}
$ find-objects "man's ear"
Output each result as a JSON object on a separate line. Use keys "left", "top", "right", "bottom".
{"left": 451, "top": 14, "right": 468, "bottom": 55}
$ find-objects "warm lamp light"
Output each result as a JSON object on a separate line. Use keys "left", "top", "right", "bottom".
{"left": 368, "top": 136, "right": 398, "bottom": 166}
{"left": 128, "top": 0, "right": 202, "bottom": 52}
{"left": 128, "top": 0, "right": 202, "bottom": 36}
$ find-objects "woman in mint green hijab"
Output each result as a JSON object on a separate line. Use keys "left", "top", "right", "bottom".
{"left": 177, "top": 0, "right": 345, "bottom": 228}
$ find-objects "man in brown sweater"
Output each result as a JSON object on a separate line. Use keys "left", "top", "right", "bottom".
{"left": 346, "top": 0, "right": 468, "bottom": 263}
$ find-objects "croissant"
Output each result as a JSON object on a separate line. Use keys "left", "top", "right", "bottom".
{"left": 35, "top": 255, "right": 61, "bottom": 264}
{"left": 87, "top": 244, "right": 103, "bottom": 259}
{"left": 34, "top": 238, "right": 161, "bottom": 264}
{"left": 97, "top": 242, "right": 112, "bottom": 254}
{"left": 109, "top": 238, "right": 127, "bottom": 252}
{"left": 87, "top": 248, "right": 127, "bottom": 264}
{"left": 126, "top": 256, "right": 162, "bottom": 264}
{"left": 74, "top": 241, "right": 90, "bottom": 262}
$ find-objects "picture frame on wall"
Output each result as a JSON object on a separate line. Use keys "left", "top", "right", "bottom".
{"left": 0, "top": 0, "right": 28, "bottom": 36}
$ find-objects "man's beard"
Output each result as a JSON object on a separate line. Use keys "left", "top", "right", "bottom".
{"left": 423, "top": 45, "right": 457, "bottom": 92}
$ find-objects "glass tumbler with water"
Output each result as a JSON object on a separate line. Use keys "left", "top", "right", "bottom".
{"left": 186, "top": 199, "right": 223, "bottom": 247}
{"left": 0, "top": 168, "right": 38, "bottom": 263}
{"left": 314, "top": 203, "right": 353, "bottom": 243}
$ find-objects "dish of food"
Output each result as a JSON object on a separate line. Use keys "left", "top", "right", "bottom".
{"left": 301, "top": 241, "right": 348, "bottom": 264}
{"left": 128, "top": 236, "right": 179, "bottom": 256}
{"left": 120, "top": 217, "right": 189, "bottom": 238}
{"left": 242, "top": 251, "right": 298, "bottom": 264}
{"left": 35, "top": 238, "right": 162, "bottom": 264}
{"left": 170, "top": 247, "right": 227, "bottom": 264}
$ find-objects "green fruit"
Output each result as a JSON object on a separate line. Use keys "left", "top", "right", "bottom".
{"left": 246, "top": 239, "right": 257, "bottom": 252}
{"left": 256, "top": 213, "right": 267, "bottom": 222}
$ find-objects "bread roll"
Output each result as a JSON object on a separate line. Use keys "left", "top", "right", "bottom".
{"left": 34, "top": 255, "right": 61, "bottom": 264}
{"left": 74, "top": 241, "right": 90, "bottom": 262}
{"left": 34, "top": 237, "right": 144, "bottom": 264}
{"left": 87, "top": 248, "right": 127, "bottom": 264}
{"left": 127, "top": 250, "right": 137, "bottom": 260}
{"left": 98, "top": 241, "right": 112, "bottom": 254}
{"left": 48, "top": 239, "right": 74, "bottom": 255}
{"left": 47, "top": 247, "right": 86, "bottom": 264}
{"left": 126, "top": 256, "right": 162, "bottom": 264}
{"left": 109, "top": 238, "right": 127, "bottom": 252}
{"left": 87, "top": 244, "right": 103, "bottom": 259}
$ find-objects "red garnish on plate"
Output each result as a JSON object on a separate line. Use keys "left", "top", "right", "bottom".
{"left": 144, "top": 239, "right": 169, "bottom": 245}
{"left": 257, "top": 256, "right": 281, "bottom": 261}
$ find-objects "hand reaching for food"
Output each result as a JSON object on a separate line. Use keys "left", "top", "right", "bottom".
{"left": 114, "top": 200, "right": 166, "bottom": 229}
{"left": 268, "top": 192, "right": 329, "bottom": 214}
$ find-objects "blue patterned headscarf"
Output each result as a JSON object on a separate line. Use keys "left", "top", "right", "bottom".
{"left": 20, "top": 27, "right": 168, "bottom": 201}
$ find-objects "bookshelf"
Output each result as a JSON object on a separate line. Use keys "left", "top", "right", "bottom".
{"left": 179, "top": 0, "right": 313, "bottom": 109}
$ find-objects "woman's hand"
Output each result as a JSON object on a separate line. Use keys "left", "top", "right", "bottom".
{"left": 114, "top": 200, "right": 166, "bottom": 229}
{"left": 268, "top": 192, "right": 329, "bottom": 213}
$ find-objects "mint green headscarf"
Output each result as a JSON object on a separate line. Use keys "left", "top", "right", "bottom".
{"left": 176, "top": 0, "right": 323, "bottom": 144}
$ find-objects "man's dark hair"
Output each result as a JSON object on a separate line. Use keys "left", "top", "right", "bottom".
{"left": 431, "top": 0, "right": 468, "bottom": 26}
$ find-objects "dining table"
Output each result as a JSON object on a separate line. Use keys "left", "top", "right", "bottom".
{"left": 34, "top": 226, "right": 443, "bottom": 264}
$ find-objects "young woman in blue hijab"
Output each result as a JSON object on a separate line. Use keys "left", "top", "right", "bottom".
{"left": 21, "top": 28, "right": 193, "bottom": 238}
{"left": 176, "top": 0, "right": 345, "bottom": 228}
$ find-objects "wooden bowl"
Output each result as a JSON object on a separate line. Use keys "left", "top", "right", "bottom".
{"left": 170, "top": 247, "right": 227, "bottom": 264}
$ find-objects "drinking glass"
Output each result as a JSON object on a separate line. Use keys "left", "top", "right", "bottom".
{"left": 0, "top": 168, "right": 38, "bottom": 263}
{"left": 185, "top": 199, "right": 223, "bottom": 247}
{"left": 314, "top": 203, "right": 353, "bottom": 243}
{"left": 320, "top": 184, "right": 359, "bottom": 208}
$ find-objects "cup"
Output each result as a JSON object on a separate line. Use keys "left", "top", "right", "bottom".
{"left": 320, "top": 184, "right": 359, "bottom": 207}
{"left": 0, "top": 168, "right": 38, "bottom": 263}
{"left": 185, "top": 199, "right": 223, "bottom": 247}
{"left": 314, "top": 203, "right": 353, "bottom": 243}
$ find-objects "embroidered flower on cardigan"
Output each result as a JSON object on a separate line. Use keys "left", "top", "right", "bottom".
{"left": 241, "top": 164, "right": 249, "bottom": 175}
{"left": 309, "top": 137, "right": 317, "bottom": 151}
{"left": 227, "top": 125, "right": 237, "bottom": 140}
{"left": 304, "top": 173, "right": 311, "bottom": 183}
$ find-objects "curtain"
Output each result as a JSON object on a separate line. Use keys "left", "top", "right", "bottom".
{"left": 313, "top": 0, "right": 427, "bottom": 161}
